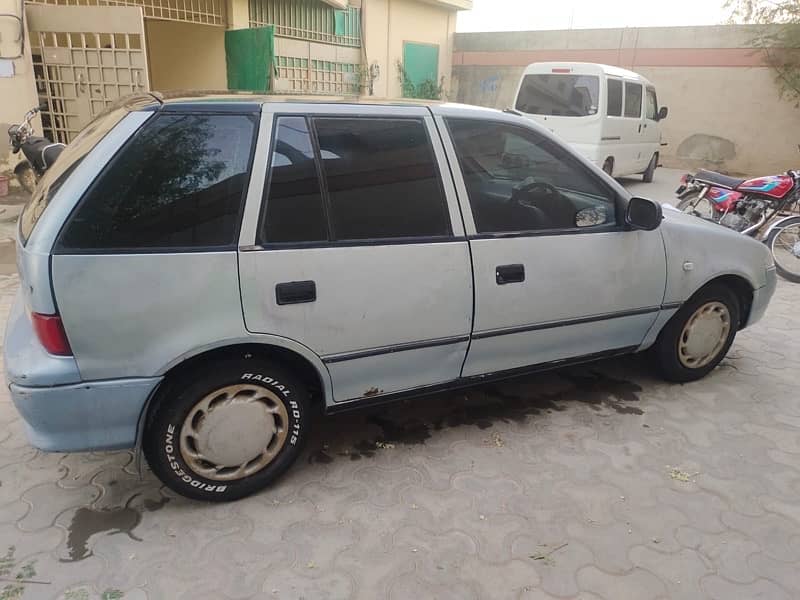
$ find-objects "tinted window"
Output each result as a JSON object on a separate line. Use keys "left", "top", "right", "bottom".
{"left": 447, "top": 118, "right": 616, "bottom": 234}
{"left": 625, "top": 82, "right": 643, "bottom": 118}
{"left": 20, "top": 106, "right": 129, "bottom": 244}
{"left": 646, "top": 88, "right": 658, "bottom": 120}
{"left": 515, "top": 74, "right": 599, "bottom": 117}
{"left": 314, "top": 117, "right": 450, "bottom": 240}
{"left": 59, "top": 114, "right": 255, "bottom": 250}
{"left": 607, "top": 78, "right": 623, "bottom": 117}
{"left": 262, "top": 116, "right": 328, "bottom": 243}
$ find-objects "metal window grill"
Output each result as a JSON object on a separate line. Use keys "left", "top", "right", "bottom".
{"left": 250, "top": 0, "right": 361, "bottom": 47}
{"left": 30, "top": 30, "right": 148, "bottom": 143}
{"left": 275, "top": 55, "right": 360, "bottom": 95}
{"left": 27, "top": 0, "right": 225, "bottom": 26}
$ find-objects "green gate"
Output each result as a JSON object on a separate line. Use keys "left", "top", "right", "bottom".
{"left": 225, "top": 26, "right": 275, "bottom": 93}
{"left": 402, "top": 42, "right": 439, "bottom": 99}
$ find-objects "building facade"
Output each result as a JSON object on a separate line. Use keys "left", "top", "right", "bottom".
{"left": 0, "top": 0, "right": 471, "bottom": 173}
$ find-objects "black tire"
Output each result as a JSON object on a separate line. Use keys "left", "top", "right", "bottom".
{"left": 13, "top": 161, "right": 36, "bottom": 194}
{"left": 765, "top": 217, "right": 800, "bottom": 283}
{"left": 143, "top": 358, "right": 310, "bottom": 502}
{"left": 652, "top": 284, "right": 740, "bottom": 383}
{"left": 602, "top": 157, "right": 614, "bottom": 177}
{"left": 642, "top": 154, "right": 657, "bottom": 183}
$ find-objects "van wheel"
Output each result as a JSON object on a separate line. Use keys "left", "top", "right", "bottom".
{"left": 643, "top": 154, "right": 658, "bottom": 183}
{"left": 651, "top": 284, "right": 739, "bottom": 383}
{"left": 602, "top": 158, "right": 614, "bottom": 176}
{"left": 143, "top": 359, "right": 310, "bottom": 502}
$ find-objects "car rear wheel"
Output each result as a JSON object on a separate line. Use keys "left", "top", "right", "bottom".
{"left": 602, "top": 157, "right": 614, "bottom": 177}
{"left": 652, "top": 284, "right": 740, "bottom": 382}
{"left": 143, "top": 358, "right": 310, "bottom": 502}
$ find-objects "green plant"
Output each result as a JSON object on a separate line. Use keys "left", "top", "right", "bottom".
{"left": 396, "top": 61, "right": 446, "bottom": 100}
{"left": 726, "top": 0, "right": 800, "bottom": 105}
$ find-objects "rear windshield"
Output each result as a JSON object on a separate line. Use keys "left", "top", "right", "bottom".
{"left": 18, "top": 106, "right": 130, "bottom": 245}
{"left": 515, "top": 74, "right": 599, "bottom": 117}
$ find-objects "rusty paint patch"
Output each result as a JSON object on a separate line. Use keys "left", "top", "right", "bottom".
{"left": 363, "top": 387, "right": 383, "bottom": 397}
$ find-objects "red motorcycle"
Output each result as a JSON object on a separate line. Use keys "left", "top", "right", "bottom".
{"left": 676, "top": 169, "right": 800, "bottom": 282}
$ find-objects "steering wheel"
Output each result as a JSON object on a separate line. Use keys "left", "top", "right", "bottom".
{"left": 510, "top": 180, "right": 560, "bottom": 207}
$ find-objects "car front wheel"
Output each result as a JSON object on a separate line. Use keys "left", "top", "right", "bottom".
{"left": 143, "top": 358, "right": 310, "bottom": 502}
{"left": 652, "top": 284, "right": 740, "bottom": 382}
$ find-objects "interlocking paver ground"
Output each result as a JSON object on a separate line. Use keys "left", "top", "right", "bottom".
{"left": 1, "top": 170, "right": 799, "bottom": 599}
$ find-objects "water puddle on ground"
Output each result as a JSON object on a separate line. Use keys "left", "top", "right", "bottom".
{"left": 63, "top": 496, "right": 170, "bottom": 562}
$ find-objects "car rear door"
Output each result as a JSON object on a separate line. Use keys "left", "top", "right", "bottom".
{"left": 238, "top": 104, "right": 472, "bottom": 404}
{"left": 436, "top": 109, "right": 666, "bottom": 377}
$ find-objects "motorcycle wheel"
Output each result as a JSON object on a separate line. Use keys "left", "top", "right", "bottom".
{"left": 676, "top": 191, "right": 717, "bottom": 221}
{"left": 765, "top": 217, "right": 800, "bottom": 283}
{"left": 13, "top": 161, "right": 37, "bottom": 195}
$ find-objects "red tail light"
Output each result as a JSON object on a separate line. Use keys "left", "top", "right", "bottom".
{"left": 31, "top": 313, "right": 72, "bottom": 356}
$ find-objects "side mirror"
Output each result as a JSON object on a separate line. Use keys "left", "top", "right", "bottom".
{"left": 658, "top": 106, "right": 668, "bottom": 121}
{"left": 626, "top": 197, "right": 662, "bottom": 231}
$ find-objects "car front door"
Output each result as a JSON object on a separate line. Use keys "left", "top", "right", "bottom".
{"left": 238, "top": 105, "right": 473, "bottom": 404}
{"left": 438, "top": 113, "right": 667, "bottom": 377}
{"left": 643, "top": 86, "right": 662, "bottom": 164}
{"left": 624, "top": 80, "right": 646, "bottom": 173}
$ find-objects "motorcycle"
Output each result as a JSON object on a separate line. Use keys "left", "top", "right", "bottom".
{"left": 676, "top": 168, "right": 800, "bottom": 283}
{"left": 7, "top": 106, "right": 65, "bottom": 194}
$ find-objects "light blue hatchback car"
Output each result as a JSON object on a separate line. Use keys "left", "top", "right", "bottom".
{"left": 5, "top": 94, "right": 777, "bottom": 501}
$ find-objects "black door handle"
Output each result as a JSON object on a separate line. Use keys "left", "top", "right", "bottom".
{"left": 496, "top": 264, "right": 525, "bottom": 285}
{"left": 276, "top": 280, "right": 316, "bottom": 305}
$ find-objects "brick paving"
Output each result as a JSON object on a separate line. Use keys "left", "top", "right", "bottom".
{"left": 1, "top": 170, "right": 800, "bottom": 599}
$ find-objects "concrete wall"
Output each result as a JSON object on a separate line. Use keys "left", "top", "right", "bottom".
{"left": 452, "top": 26, "right": 800, "bottom": 175}
{"left": 0, "top": 0, "right": 41, "bottom": 177}
{"left": 145, "top": 20, "right": 227, "bottom": 92}
{"left": 364, "top": 0, "right": 457, "bottom": 99}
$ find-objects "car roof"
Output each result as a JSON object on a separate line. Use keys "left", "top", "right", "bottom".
{"left": 521, "top": 62, "right": 652, "bottom": 84}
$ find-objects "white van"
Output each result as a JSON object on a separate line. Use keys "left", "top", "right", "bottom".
{"left": 513, "top": 62, "right": 668, "bottom": 181}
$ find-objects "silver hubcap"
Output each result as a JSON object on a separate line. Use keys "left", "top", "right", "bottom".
{"left": 678, "top": 301, "right": 731, "bottom": 369}
{"left": 771, "top": 224, "right": 800, "bottom": 277}
{"left": 180, "top": 384, "right": 289, "bottom": 482}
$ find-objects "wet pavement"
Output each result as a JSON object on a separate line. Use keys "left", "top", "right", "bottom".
{"left": 1, "top": 169, "right": 800, "bottom": 599}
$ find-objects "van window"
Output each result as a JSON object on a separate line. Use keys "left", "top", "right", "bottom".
{"left": 19, "top": 106, "right": 129, "bottom": 245}
{"left": 624, "top": 82, "right": 643, "bottom": 118}
{"left": 313, "top": 117, "right": 450, "bottom": 240}
{"left": 515, "top": 74, "right": 599, "bottom": 117}
{"left": 607, "top": 79, "right": 623, "bottom": 117}
{"left": 262, "top": 116, "right": 328, "bottom": 243}
{"left": 646, "top": 88, "right": 659, "bottom": 120}
{"left": 446, "top": 118, "right": 616, "bottom": 234}
{"left": 58, "top": 113, "right": 256, "bottom": 250}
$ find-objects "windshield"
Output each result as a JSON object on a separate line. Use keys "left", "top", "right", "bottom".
{"left": 19, "top": 106, "right": 130, "bottom": 245}
{"left": 515, "top": 74, "right": 599, "bottom": 117}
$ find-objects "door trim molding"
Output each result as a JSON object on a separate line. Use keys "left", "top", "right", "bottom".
{"left": 322, "top": 335, "right": 470, "bottom": 364}
{"left": 472, "top": 305, "right": 669, "bottom": 340}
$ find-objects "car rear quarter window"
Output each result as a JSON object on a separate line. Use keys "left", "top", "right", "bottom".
{"left": 313, "top": 117, "right": 450, "bottom": 240}
{"left": 57, "top": 113, "right": 257, "bottom": 251}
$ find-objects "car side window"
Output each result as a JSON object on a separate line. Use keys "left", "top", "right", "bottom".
{"left": 607, "top": 78, "right": 623, "bottom": 117}
{"left": 625, "top": 82, "right": 643, "bottom": 118}
{"left": 262, "top": 116, "right": 328, "bottom": 243}
{"left": 58, "top": 113, "right": 256, "bottom": 250}
{"left": 312, "top": 117, "right": 451, "bottom": 241}
{"left": 646, "top": 88, "right": 658, "bottom": 121}
{"left": 446, "top": 118, "right": 617, "bottom": 234}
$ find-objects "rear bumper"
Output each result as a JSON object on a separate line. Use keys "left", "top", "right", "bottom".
{"left": 4, "top": 289, "right": 162, "bottom": 451}
{"left": 10, "top": 377, "right": 161, "bottom": 452}
{"left": 746, "top": 266, "right": 777, "bottom": 328}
